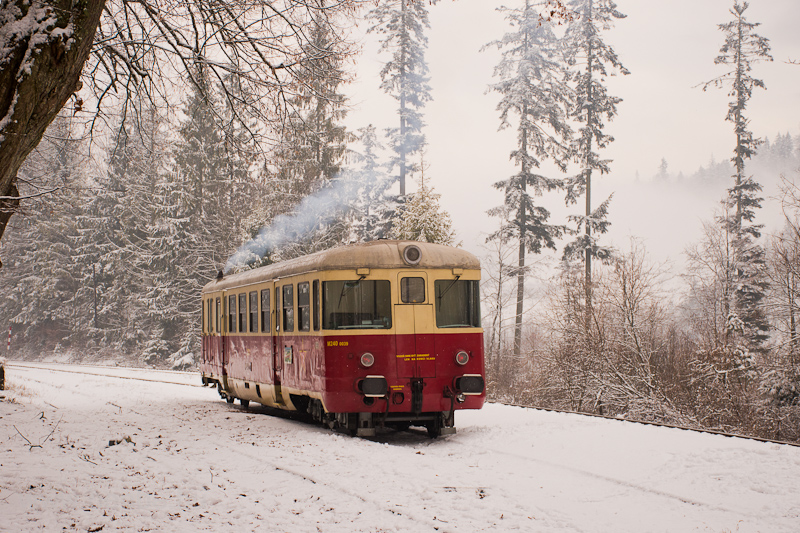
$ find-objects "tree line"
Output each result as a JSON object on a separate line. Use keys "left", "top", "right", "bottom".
{"left": 483, "top": 0, "right": 800, "bottom": 442}
{"left": 0, "top": 0, "right": 453, "bottom": 366}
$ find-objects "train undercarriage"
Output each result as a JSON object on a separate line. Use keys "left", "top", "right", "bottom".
{"left": 204, "top": 377, "right": 457, "bottom": 438}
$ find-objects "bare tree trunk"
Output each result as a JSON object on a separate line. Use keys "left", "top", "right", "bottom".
{"left": 0, "top": 0, "right": 105, "bottom": 250}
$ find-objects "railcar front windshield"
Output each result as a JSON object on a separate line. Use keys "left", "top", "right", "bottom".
{"left": 323, "top": 280, "right": 392, "bottom": 330}
{"left": 435, "top": 279, "right": 481, "bottom": 328}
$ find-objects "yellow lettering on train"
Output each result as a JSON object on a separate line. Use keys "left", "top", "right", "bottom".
{"left": 396, "top": 354, "right": 435, "bottom": 361}
{"left": 326, "top": 341, "right": 349, "bottom": 347}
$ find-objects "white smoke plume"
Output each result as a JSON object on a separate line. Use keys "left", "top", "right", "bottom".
{"left": 223, "top": 171, "right": 369, "bottom": 274}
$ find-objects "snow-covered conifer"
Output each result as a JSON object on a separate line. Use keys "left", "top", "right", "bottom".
{"left": 561, "top": 0, "right": 629, "bottom": 315}
{"left": 391, "top": 172, "right": 456, "bottom": 245}
{"left": 702, "top": 0, "right": 772, "bottom": 352}
{"left": 368, "top": 0, "right": 436, "bottom": 198}
{"left": 485, "top": 0, "right": 572, "bottom": 356}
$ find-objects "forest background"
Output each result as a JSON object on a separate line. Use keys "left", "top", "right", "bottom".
{"left": 1, "top": 0, "right": 799, "bottom": 443}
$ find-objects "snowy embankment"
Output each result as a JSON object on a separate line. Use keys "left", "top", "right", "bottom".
{"left": 2, "top": 362, "right": 799, "bottom": 532}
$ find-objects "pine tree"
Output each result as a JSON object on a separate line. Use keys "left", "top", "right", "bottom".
{"left": 266, "top": 5, "right": 353, "bottom": 256}
{"left": 77, "top": 115, "right": 149, "bottom": 350}
{"left": 174, "top": 69, "right": 255, "bottom": 273}
{"left": 391, "top": 171, "right": 456, "bottom": 245}
{"left": 351, "top": 124, "right": 394, "bottom": 241}
{"left": 368, "top": 0, "right": 436, "bottom": 198}
{"left": 702, "top": 0, "right": 772, "bottom": 351}
{"left": 562, "top": 0, "right": 629, "bottom": 319}
{"left": 485, "top": 0, "right": 572, "bottom": 357}
{"left": 0, "top": 115, "right": 90, "bottom": 350}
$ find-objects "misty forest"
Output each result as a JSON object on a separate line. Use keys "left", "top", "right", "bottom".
{"left": 1, "top": 0, "right": 799, "bottom": 443}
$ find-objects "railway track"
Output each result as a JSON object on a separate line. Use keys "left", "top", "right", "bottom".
{"left": 4, "top": 361, "right": 203, "bottom": 388}
{"left": 497, "top": 401, "right": 800, "bottom": 448}
{"left": 5, "top": 361, "right": 798, "bottom": 448}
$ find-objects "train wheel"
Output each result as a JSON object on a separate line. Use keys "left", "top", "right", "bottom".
{"left": 426, "top": 416, "right": 442, "bottom": 438}
{"left": 240, "top": 399, "right": 250, "bottom": 409}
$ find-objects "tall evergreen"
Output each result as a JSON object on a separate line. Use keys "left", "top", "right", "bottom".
{"left": 368, "top": 0, "right": 436, "bottom": 198}
{"left": 485, "top": 0, "right": 572, "bottom": 357}
{"left": 702, "top": 0, "right": 772, "bottom": 351}
{"left": 267, "top": 5, "right": 352, "bottom": 255}
{"left": 562, "top": 0, "right": 628, "bottom": 318}
{"left": 77, "top": 114, "right": 151, "bottom": 350}
{"left": 1, "top": 115, "right": 89, "bottom": 349}
{"left": 174, "top": 70, "right": 255, "bottom": 273}
{"left": 392, "top": 172, "right": 456, "bottom": 245}
{"left": 351, "top": 124, "right": 393, "bottom": 241}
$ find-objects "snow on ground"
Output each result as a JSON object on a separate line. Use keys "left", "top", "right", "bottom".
{"left": 2, "top": 362, "right": 799, "bottom": 532}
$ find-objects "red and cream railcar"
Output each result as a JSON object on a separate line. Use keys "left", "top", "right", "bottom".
{"left": 200, "top": 240, "right": 485, "bottom": 437}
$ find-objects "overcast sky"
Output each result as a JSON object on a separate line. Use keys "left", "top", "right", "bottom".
{"left": 344, "top": 0, "right": 800, "bottom": 264}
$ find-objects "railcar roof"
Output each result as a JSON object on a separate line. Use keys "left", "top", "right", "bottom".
{"left": 203, "top": 241, "right": 480, "bottom": 293}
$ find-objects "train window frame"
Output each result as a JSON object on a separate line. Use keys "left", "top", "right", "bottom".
{"left": 312, "top": 280, "right": 320, "bottom": 331}
{"left": 322, "top": 280, "right": 392, "bottom": 330}
{"left": 282, "top": 284, "right": 294, "bottom": 332}
{"left": 275, "top": 288, "right": 280, "bottom": 332}
{"left": 239, "top": 293, "right": 247, "bottom": 333}
{"left": 249, "top": 291, "right": 258, "bottom": 333}
{"left": 208, "top": 299, "right": 213, "bottom": 334}
{"left": 202, "top": 299, "right": 206, "bottom": 334}
{"left": 228, "top": 295, "right": 236, "bottom": 333}
{"left": 400, "top": 277, "right": 426, "bottom": 304}
{"left": 215, "top": 298, "right": 221, "bottom": 334}
{"left": 298, "top": 282, "right": 311, "bottom": 332}
{"left": 434, "top": 279, "right": 481, "bottom": 328}
{"left": 261, "top": 289, "right": 270, "bottom": 333}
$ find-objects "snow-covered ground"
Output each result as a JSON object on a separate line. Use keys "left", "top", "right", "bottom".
{"left": 2, "top": 362, "right": 799, "bottom": 532}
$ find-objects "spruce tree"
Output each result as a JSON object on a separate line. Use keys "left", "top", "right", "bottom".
{"left": 368, "top": 0, "right": 436, "bottom": 198}
{"left": 562, "top": 0, "right": 628, "bottom": 319}
{"left": 351, "top": 124, "right": 394, "bottom": 241}
{"left": 702, "top": 0, "right": 772, "bottom": 351}
{"left": 266, "top": 5, "right": 352, "bottom": 256}
{"left": 391, "top": 172, "right": 456, "bottom": 245}
{"left": 485, "top": 0, "right": 572, "bottom": 357}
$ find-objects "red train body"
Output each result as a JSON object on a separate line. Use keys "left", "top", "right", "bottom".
{"left": 200, "top": 241, "right": 485, "bottom": 437}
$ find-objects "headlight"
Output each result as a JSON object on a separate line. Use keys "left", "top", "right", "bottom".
{"left": 402, "top": 244, "right": 422, "bottom": 265}
{"left": 455, "top": 351, "right": 469, "bottom": 366}
{"left": 360, "top": 352, "right": 375, "bottom": 368}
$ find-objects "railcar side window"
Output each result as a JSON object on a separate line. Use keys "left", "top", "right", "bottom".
{"left": 249, "top": 291, "right": 258, "bottom": 333}
{"left": 261, "top": 289, "right": 270, "bottom": 333}
{"left": 401, "top": 277, "right": 426, "bottom": 303}
{"left": 298, "top": 282, "right": 311, "bottom": 332}
{"left": 323, "top": 280, "right": 392, "bottom": 330}
{"left": 434, "top": 280, "right": 481, "bottom": 328}
{"left": 282, "top": 285, "right": 294, "bottom": 332}
{"left": 207, "top": 299, "right": 213, "bottom": 333}
{"left": 228, "top": 295, "right": 236, "bottom": 333}
{"left": 312, "top": 280, "right": 320, "bottom": 331}
{"left": 239, "top": 293, "right": 247, "bottom": 333}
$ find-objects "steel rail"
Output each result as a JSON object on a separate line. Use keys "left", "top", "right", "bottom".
{"left": 496, "top": 400, "right": 800, "bottom": 448}
{"left": 4, "top": 361, "right": 204, "bottom": 388}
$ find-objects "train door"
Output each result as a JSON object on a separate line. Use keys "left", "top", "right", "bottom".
{"left": 214, "top": 293, "right": 225, "bottom": 375}
{"left": 395, "top": 272, "right": 436, "bottom": 379}
{"left": 272, "top": 284, "right": 284, "bottom": 404}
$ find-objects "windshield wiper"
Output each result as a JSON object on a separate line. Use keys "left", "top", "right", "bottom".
{"left": 337, "top": 280, "right": 360, "bottom": 309}
{"left": 436, "top": 276, "right": 461, "bottom": 302}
